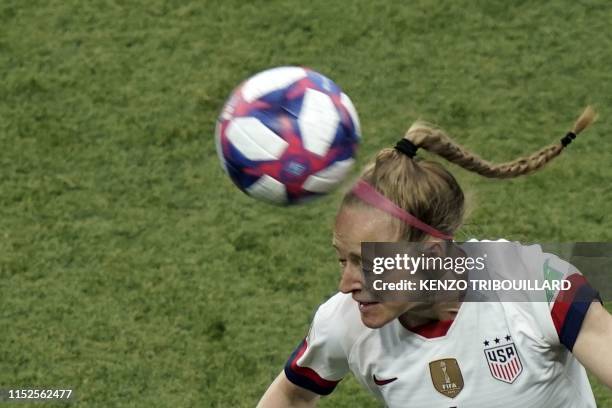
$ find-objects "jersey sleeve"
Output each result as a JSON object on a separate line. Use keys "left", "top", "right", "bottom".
{"left": 544, "top": 254, "right": 602, "bottom": 351}
{"left": 488, "top": 242, "right": 603, "bottom": 352}
{"left": 516, "top": 244, "right": 603, "bottom": 351}
{"left": 284, "top": 293, "right": 351, "bottom": 395}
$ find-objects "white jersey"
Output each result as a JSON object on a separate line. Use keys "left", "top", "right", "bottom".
{"left": 284, "top": 242, "right": 600, "bottom": 407}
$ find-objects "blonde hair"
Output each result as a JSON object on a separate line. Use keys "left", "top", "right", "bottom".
{"left": 342, "top": 107, "right": 597, "bottom": 241}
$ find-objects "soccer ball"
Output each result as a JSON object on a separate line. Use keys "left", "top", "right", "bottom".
{"left": 215, "top": 66, "right": 361, "bottom": 205}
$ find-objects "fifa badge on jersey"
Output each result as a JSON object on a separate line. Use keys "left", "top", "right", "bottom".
{"left": 483, "top": 335, "right": 523, "bottom": 383}
{"left": 428, "top": 358, "right": 464, "bottom": 398}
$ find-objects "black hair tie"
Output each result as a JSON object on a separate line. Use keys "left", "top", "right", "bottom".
{"left": 561, "top": 132, "right": 577, "bottom": 147}
{"left": 395, "top": 139, "right": 419, "bottom": 158}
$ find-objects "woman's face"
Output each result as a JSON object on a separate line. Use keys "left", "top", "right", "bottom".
{"left": 333, "top": 205, "right": 413, "bottom": 328}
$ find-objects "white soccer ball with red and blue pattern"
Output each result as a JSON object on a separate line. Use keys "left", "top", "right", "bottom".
{"left": 215, "top": 66, "right": 360, "bottom": 205}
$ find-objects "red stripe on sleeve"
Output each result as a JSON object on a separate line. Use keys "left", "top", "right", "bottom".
{"left": 289, "top": 339, "right": 340, "bottom": 389}
{"left": 550, "top": 274, "right": 588, "bottom": 335}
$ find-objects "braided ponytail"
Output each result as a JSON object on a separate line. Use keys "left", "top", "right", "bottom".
{"left": 406, "top": 106, "right": 596, "bottom": 178}
{"left": 342, "top": 107, "right": 596, "bottom": 241}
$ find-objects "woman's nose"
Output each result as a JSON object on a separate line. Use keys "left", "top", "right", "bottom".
{"left": 338, "top": 262, "right": 363, "bottom": 294}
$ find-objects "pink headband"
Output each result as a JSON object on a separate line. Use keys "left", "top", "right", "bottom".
{"left": 351, "top": 179, "right": 453, "bottom": 240}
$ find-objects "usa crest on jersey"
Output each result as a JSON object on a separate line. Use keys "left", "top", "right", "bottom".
{"left": 484, "top": 341, "right": 523, "bottom": 383}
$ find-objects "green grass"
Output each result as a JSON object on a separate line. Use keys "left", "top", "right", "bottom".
{"left": 1, "top": 0, "right": 611, "bottom": 406}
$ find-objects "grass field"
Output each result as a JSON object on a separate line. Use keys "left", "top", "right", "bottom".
{"left": 1, "top": 0, "right": 612, "bottom": 406}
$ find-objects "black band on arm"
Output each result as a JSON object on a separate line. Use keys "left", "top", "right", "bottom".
{"left": 283, "top": 339, "right": 341, "bottom": 395}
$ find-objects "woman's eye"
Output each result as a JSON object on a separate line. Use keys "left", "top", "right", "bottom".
{"left": 338, "top": 259, "right": 347, "bottom": 267}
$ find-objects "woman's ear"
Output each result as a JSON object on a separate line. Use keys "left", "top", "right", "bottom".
{"left": 421, "top": 239, "right": 445, "bottom": 258}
